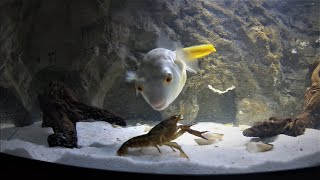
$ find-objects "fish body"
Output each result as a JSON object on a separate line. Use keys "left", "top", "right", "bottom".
{"left": 127, "top": 44, "right": 216, "bottom": 111}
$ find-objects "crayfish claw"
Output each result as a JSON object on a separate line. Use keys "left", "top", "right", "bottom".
{"left": 182, "top": 127, "right": 209, "bottom": 140}
{"left": 198, "top": 131, "right": 209, "bottom": 140}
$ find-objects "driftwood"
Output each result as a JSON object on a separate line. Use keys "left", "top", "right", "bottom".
{"left": 243, "top": 62, "right": 320, "bottom": 138}
{"left": 38, "top": 81, "right": 126, "bottom": 148}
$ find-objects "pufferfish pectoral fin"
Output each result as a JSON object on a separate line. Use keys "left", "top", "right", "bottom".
{"left": 125, "top": 71, "right": 140, "bottom": 97}
{"left": 176, "top": 43, "right": 217, "bottom": 73}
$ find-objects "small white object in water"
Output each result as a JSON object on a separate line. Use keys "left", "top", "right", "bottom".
{"left": 291, "top": 48, "right": 298, "bottom": 54}
{"left": 299, "top": 41, "right": 309, "bottom": 48}
{"left": 194, "top": 132, "right": 224, "bottom": 145}
{"left": 246, "top": 141, "right": 274, "bottom": 153}
{"left": 208, "top": 85, "right": 235, "bottom": 95}
{"left": 273, "top": 77, "right": 278, "bottom": 86}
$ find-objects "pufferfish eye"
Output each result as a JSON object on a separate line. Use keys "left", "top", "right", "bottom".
{"left": 136, "top": 84, "right": 144, "bottom": 92}
{"left": 164, "top": 73, "right": 173, "bottom": 85}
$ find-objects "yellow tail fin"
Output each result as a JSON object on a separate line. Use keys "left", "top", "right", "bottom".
{"left": 182, "top": 44, "right": 217, "bottom": 60}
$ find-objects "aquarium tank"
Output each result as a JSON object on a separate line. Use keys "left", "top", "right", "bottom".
{"left": 0, "top": 0, "right": 319, "bottom": 176}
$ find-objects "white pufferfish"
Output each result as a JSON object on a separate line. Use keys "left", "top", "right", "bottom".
{"left": 126, "top": 44, "right": 216, "bottom": 111}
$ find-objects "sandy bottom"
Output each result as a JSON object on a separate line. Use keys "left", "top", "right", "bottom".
{"left": 1, "top": 120, "right": 319, "bottom": 175}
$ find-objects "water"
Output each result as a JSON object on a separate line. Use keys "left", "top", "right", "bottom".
{"left": 0, "top": 0, "right": 319, "bottom": 176}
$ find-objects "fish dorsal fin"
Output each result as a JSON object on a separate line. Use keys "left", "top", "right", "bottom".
{"left": 125, "top": 71, "right": 140, "bottom": 97}
{"left": 176, "top": 43, "right": 216, "bottom": 73}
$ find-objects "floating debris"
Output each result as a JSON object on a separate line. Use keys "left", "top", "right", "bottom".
{"left": 246, "top": 142, "right": 273, "bottom": 153}
{"left": 194, "top": 132, "right": 224, "bottom": 145}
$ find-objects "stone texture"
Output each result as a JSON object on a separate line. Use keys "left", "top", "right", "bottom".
{"left": 0, "top": 0, "right": 319, "bottom": 126}
{"left": 0, "top": 87, "right": 32, "bottom": 126}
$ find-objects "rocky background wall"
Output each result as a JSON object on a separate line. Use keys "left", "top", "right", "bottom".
{"left": 0, "top": 0, "right": 319, "bottom": 126}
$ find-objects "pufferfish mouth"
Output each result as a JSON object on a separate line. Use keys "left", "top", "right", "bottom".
{"left": 151, "top": 102, "right": 168, "bottom": 111}
{"left": 143, "top": 93, "right": 169, "bottom": 111}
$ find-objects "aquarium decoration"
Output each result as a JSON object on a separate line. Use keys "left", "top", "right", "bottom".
{"left": 246, "top": 141, "right": 274, "bottom": 153}
{"left": 243, "top": 62, "right": 320, "bottom": 138}
{"left": 194, "top": 132, "right": 224, "bottom": 145}
{"left": 38, "top": 81, "right": 126, "bottom": 148}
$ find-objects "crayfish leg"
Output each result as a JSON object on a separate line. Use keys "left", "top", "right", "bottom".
{"left": 170, "top": 147, "right": 176, "bottom": 152}
{"left": 173, "top": 129, "right": 187, "bottom": 140}
{"left": 154, "top": 145, "right": 162, "bottom": 153}
{"left": 164, "top": 142, "right": 189, "bottom": 159}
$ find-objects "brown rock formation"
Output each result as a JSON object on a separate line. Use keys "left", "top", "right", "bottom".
{"left": 38, "top": 81, "right": 126, "bottom": 148}
{"left": 243, "top": 61, "right": 320, "bottom": 138}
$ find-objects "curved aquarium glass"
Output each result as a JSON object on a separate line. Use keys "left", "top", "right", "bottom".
{"left": 1, "top": 0, "right": 319, "bottom": 177}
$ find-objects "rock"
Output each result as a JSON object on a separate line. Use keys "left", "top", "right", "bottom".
{"left": 236, "top": 97, "right": 277, "bottom": 126}
{"left": 38, "top": 81, "right": 126, "bottom": 148}
{"left": 243, "top": 62, "right": 320, "bottom": 138}
{"left": 194, "top": 132, "right": 224, "bottom": 146}
{"left": 246, "top": 141, "right": 274, "bottom": 153}
{"left": 238, "top": 125, "right": 251, "bottom": 131}
{"left": 0, "top": 87, "right": 33, "bottom": 127}
{"left": 0, "top": 0, "right": 319, "bottom": 126}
